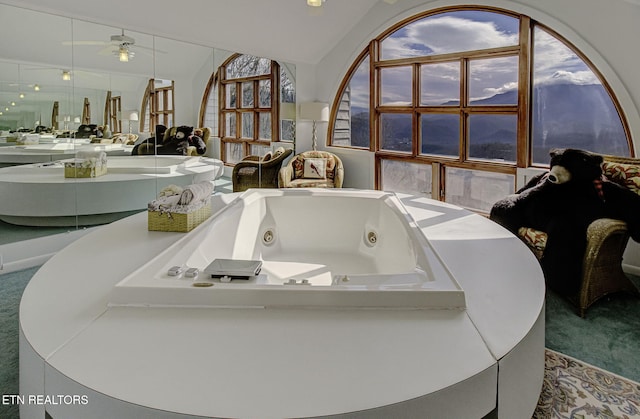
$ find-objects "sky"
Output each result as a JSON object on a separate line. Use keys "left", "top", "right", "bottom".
{"left": 347, "top": 10, "right": 600, "bottom": 111}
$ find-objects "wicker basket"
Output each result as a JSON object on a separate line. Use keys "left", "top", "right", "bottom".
{"left": 64, "top": 164, "right": 107, "bottom": 178}
{"left": 148, "top": 202, "right": 212, "bottom": 232}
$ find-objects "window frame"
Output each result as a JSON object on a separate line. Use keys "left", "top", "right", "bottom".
{"left": 218, "top": 54, "right": 280, "bottom": 164}
{"left": 140, "top": 78, "right": 175, "bottom": 133}
{"left": 328, "top": 6, "right": 633, "bottom": 211}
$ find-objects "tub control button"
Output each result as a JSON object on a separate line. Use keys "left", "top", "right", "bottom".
{"left": 285, "top": 279, "right": 311, "bottom": 286}
{"left": 168, "top": 266, "right": 183, "bottom": 276}
{"left": 185, "top": 268, "right": 199, "bottom": 278}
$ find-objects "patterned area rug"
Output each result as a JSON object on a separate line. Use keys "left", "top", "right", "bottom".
{"left": 534, "top": 349, "right": 640, "bottom": 418}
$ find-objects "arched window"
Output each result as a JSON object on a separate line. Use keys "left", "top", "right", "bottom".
{"left": 218, "top": 54, "right": 279, "bottom": 164}
{"left": 140, "top": 78, "right": 175, "bottom": 133}
{"left": 329, "top": 7, "right": 632, "bottom": 212}
{"left": 199, "top": 72, "right": 219, "bottom": 135}
{"left": 201, "top": 54, "right": 296, "bottom": 164}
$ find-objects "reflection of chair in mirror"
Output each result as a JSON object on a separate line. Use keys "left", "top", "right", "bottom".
{"left": 279, "top": 150, "right": 344, "bottom": 188}
{"left": 137, "top": 126, "right": 209, "bottom": 156}
{"left": 107, "top": 133, "right": 138, "bottom": 145}
{"left": 232, "top": 147, "right": 293, "bottom": 192}
{"left": 186, "top": 127, "right": 210, "bottom": 156}
{"left": 75, "top": 124, "right": 97, "bottom": 138}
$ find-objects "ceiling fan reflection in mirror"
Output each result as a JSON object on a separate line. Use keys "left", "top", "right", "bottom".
{"left": 63, "top": 29, "right": 160, "bottom": 62}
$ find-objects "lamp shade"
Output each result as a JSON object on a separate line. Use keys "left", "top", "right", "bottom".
{"left": 128, "top": 111, "right": 139, "bottom": 121}
{"left": 299, "top": 102, "right": 329, "bottom": 122}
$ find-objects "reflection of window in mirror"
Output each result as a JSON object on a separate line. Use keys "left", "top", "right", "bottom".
{"left": 112, "top": 96, "right": 122, "bottom": 133}
{"left": 82, "top": 98, "right": 91, "bottom": 124}
{"left": 52, "top": 101, "right": 59, "bottom": 130}
{"left": 105, "top": 92, "right": 122, "bottom": 133}
{"left": 216, "top": 54, "right": 290, "bottom": 164}
{"left": 199, "top": 72, "right": 219, "bottom": 136}
{"left": 104, "top": 91, "right": 112, "bottom": 129}
{"left": 280, "top": 66, "right": 296, "bottom": 142}
{"left": 141, "top": 79, "right": 175, "bottom": 133}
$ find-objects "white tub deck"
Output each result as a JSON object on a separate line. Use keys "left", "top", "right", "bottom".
{"left": 20, "top": 191, "right": 546, "bottom": 419}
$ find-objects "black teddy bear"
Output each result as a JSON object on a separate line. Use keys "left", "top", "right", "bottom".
{"left": 490, "top": 148, "right": 640, "bottom": 296}
{"left": 158, "top": 125, "right": 193, "bottom": 155}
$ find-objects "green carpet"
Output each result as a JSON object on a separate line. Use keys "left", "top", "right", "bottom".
{"left": 0, "top": 265, "right": 39, "bottom": 419}
{"left": 545, "top": 274, "right": 640, "bottom": 383}
{"left": 0, "top": 220, "right": 72, "bottom": 245}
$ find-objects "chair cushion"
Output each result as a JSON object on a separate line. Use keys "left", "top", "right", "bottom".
{"left": 292, "top": 152, "right": 337, "bottom": 181}
{"left": 517, "top": 227, "right": 547, "bottom": 260}
{"left": 289, "top": 178, "right": 335, "bottom": 188}
{"left": 602, "top": 161, "right": 640, "bottom": 195}
{"left": 303, "top": 158, "right": 327, "bottom": 179}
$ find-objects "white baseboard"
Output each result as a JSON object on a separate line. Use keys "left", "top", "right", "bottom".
{"left": 0, "top": 228, "right": 94, "bottom": 275}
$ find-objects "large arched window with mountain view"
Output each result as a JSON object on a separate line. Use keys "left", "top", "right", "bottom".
{"left": 329, "top": 7, "right": 632, "bottom": 213}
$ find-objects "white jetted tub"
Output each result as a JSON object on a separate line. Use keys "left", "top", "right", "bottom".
{"left": 110, "top": 189, "right": 465, "bottom": 309}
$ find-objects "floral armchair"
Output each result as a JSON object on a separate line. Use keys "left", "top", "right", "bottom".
{"left": 279, "top": 150, "right": 344, "bottom": 188}
{"left": 518, "top": 154, "right": 640, "bottom": 317}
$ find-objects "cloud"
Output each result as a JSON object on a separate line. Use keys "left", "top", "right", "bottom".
{"left": 483, "top": 81, "right": 519, "bottom": 96}
{"left": 533, "top": 28, "right": 599, "bottom": 86}
{"left": 382, "top": 15, "right": 518, "bottom": 59}
{"left": 347, "top": 12, "right": 601, "bottom": 109}
{"left": 537, "top": 70, "right": 599, "bottom": 86}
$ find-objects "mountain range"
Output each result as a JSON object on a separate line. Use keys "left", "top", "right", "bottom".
{"left": 349, "top": 83, "right": 628, "bottom": 163}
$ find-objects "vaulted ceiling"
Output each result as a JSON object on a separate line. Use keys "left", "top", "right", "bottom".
{"left": 1, "top": 0, "right": 385, "bottom": 65}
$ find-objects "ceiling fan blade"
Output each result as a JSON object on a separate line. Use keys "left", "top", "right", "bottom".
{"left": 62, "top": 40, "right": 109, "bottom": 46}
{"left": 98, "top": 45, "right": 117, "bottom": 56}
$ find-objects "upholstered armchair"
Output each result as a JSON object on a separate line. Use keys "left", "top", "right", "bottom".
{"left": 518, "top": 154, "right": 640, "bottom": 317}
{"left": 279, "top": 150, "right": 344, "bottom": 188}
{"left": 232, "top": 147, "right": 293, "bottom": 192}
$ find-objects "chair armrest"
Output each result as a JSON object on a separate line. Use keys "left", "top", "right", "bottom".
{"left": 233, "top": 161, "right": 261, "bottom": 176}
{"left": 279, "top": 164, "right": 294, "bottom": 187}
{"left": 585, "top": 218, "right": 629, "bottom": 258}
{"left": 586, "top": 218, "right": 628, "bottom": 243}
{"left": 242, "top": 155, "right": 261, "bottom": 162}
{"left": 334, "top": 166, "right": 345, "bottom": 188}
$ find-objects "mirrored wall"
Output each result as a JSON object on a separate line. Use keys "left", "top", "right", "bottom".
{"left": 0, "top": 3, "right": 295, "bottom": 246}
